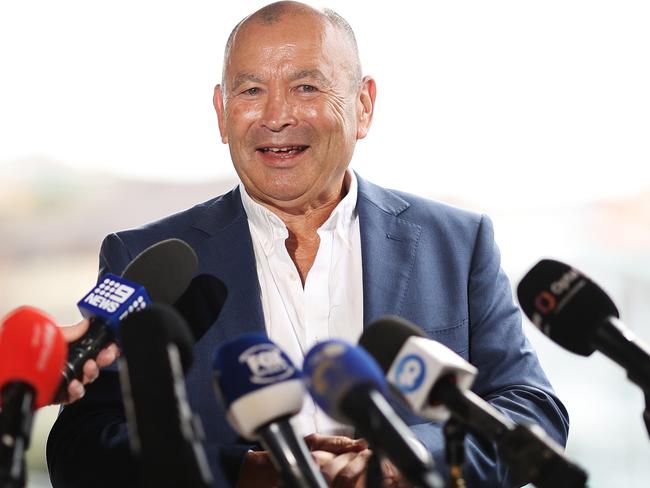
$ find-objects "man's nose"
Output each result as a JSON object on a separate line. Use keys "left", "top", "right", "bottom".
{"left": 260, "top": 91, "right": 297, "bottom": 132}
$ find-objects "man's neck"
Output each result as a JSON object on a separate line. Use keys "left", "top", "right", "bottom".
{"left": 253, "top": 173, "right": 351, "bottom": 286}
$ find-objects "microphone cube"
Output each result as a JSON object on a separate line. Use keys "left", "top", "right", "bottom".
{"left": 78, "top": 273, "right": 151, "bottom": 334}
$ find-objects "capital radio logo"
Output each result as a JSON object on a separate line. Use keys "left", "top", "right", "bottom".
{"left": 394, "top": 354, "right": 426, "bottom": 393}
{"left": 533, "top": 268, "right": 581, "bottom": 316}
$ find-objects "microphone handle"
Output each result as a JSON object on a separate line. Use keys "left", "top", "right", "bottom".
{"left": 0, "top": 382, "right": 35, "bottom": 488}
{"left": 257, "top": 417, "right": 328, "bottom": 488}
{"left": 593, "top": 317, "right": 650, "bottom": 392}
{"left": 430, "top": 376, "right": 514, "bottom": 440}
{"left": 499, "top": 425, "right": 588, "bottom": 488}
{"left": 431, "top": 378, "right": 587, "bottom": 487}
{"left": 340, "top": 387, "right": 444, "bottom": 488}
{"left": 53, "top": 318, "right": 113, "bottom": 402}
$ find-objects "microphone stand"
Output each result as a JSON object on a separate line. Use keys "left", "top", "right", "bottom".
{"left": 643, "top": 391, "right": 650, "bottom": 436}
{"left": 366, "top": 451, "right": 384, "bottom": 488}
{"left": 444, "top": 418, "right": 466, "bottom": 488}
{"left": 0, "top": 382, "right": 35, "bottom": 488}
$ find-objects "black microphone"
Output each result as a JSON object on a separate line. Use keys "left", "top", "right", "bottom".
{"left": 118, "top": 303, "right": 212, "bottom": 488}
{"left": 303, "top": 339, "right": 444, "bottom": 488}
{"left": 55, "top": 238, "right": 198, "bottom": 401}
{"left": 517, "top": 258, "right": 650, "bottom": 393}
{"left": 173, "top": 273, "right": 228, "bottom": 343}
{"left": 359, "top": 316, "right": 588, "bottom": 488}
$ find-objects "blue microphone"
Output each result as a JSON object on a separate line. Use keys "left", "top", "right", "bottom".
{"left": 77, "top": 274, "right": 151, "bottom": 335}
{"left": 212, "top": 333, "right": 327, "bottom": 488}
{"left": 303, "top": 340, "right": 444, "bottom": 488}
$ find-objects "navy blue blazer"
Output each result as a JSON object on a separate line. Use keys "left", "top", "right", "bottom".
{"left": 47, "top": 175, "right": 568, "bottom": 487}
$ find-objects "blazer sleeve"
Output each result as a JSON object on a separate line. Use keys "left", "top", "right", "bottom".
{"left": 410, "top": 215, "right": 569, "bottom": 487}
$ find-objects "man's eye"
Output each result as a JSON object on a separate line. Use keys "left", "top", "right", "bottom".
{"left": 242, "top": 87, "right": 260, "bottom": 96}
{"left": 297, "top": 85, "right": 318, "bottom": 93}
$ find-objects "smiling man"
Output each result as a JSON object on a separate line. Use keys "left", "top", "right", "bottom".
{"left": 47, "top": 2, "right": 569, "bottom": 487}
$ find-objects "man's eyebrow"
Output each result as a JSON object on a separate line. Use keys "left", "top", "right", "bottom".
{"left": 290, "top": 69, "right": 330, "bottom": 86}
{"left": 231, "top": 73, "right": 264, "bottom": 91}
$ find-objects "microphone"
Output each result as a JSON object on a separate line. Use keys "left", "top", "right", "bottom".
{"left": 303, "top": 339, "right": 444, "bottom": 488}
{"left": 173, "top": 273, "right": 228, "bottom": 343}
{"left": 359, "top": 316, "right": 588, "bottom": 488}
{"left": 517, "top": 258, "right": 650, "bottom": 392}
{"left": 212, "top": 333, "right": 327, "bottom": 488}
{"left": 118, "top": 303, "right": 213, "bottom": 488}
{"left": 56, "top": 238, "right": 198, "bottom": 400}
{"left": 0, "top": 306, "right": 67, "bottom": 488}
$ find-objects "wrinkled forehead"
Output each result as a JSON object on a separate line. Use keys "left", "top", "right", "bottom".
{"left": 223, "top": 14, "right": 357, "bottom": 89}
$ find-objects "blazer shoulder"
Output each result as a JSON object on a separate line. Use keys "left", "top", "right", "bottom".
{"left": 108, "top": 186, "right": 243, "bottom": 253}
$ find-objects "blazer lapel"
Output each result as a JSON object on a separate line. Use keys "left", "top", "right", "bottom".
{"left": 357, "top": 175, "right": 422, "bottom": 326}
{"left": 191, "top": 187, "right": 266, "bottom": 341}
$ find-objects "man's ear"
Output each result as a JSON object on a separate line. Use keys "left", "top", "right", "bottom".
{"left": 213, "top": 84, "right": 228, "bottom": 144}
{"left": 356, "top": 76, "right": 376, "bottom": 140}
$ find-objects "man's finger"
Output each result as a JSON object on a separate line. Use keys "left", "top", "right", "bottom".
{"left": 305, "top": 433, "right": 368, "bottom": 454}
{"left": 96, "top": 343, "right": 119, "bottom": 367}
{"left": 332, "top": 448, "right": 373, "bottom": 488}
{"left": 311, "top": 450, "right": 336, "bottom": 468}
{"left": 66, "top": 380, "right": 85, "bottom": 403}
{"left": 321, "top": 451, "right": 357, "bottom": 485}
{"left": 82, "top": 360, "right": 100, "bottom": 384}
{"left": 59, "top": 320, "right": 90, "bottom": 342}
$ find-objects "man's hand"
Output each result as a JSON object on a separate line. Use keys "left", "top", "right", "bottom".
{"left": 306, "top": 434, "right": 411, "bottom": 488}
{"left": 59, "top": 319, "right": 119, "bottom": 403}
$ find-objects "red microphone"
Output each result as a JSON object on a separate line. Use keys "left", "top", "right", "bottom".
{"left": 0, "top": 305, "right": 67, "bottom": 487}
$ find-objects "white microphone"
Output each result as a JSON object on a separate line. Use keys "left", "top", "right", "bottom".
{"left": 212, "top": 333, "right": 327, "bottom": 488}
{"left": 359, "top": 316, "right": 589, "bottom": 488}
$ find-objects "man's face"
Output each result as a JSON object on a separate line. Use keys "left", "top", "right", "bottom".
{"left": 214, "top": 14, "right": 375, "bottom": 210}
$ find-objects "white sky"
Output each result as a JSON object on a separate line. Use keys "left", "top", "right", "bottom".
{"left": 1, "top": 1, "right": 649, "bottom": 206}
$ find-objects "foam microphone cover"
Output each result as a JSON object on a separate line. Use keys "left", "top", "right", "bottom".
{"left": 302, "top": 340, "right": 390, "bottom": 423}
{"left": 121, "top": 238, "right": 198, "bottom": 304}
{"left": 517, "top": 259, "right": 619, "bottom": 356}
{"left": 212, "top": 332, "right": 304, "bottom": 440}
{"left": 120, "top": 302, "right": 194, "bottom": 373}
{"left": 0, "top": 306, "right": 67, "bottom": 408}
{"left": 173, "top": 274, "right": 227, "bottom": 343}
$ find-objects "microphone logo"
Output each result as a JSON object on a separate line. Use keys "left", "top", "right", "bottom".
{"left": 393, "top": 354, "right": 426, "bottom": 393}
{"left": 239, "top": 343, "right": 296, "bottom": 385}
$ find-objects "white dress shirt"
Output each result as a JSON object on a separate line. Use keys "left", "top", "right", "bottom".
{"left": 239, "top": 170, "right": 364, "bottom": 437}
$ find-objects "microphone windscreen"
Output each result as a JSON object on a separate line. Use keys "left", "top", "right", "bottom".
{"left": 303, "top": 340, "right": 389, "bottom": 423}
{"left": 174, "top": 274, "right": 227, "bottom": 343}
{"left": 120, "top": 303, "right": 195, "bottom": 373}
{"left": 212, "top": 333, "right": 303, "bottom": 440}
{"left": 517, "top": 259, "right": 619, "bottom": 356}
{"left": 121, "top": 238, "right": 198, "bottom": 305}
{"left": 358, "top": 316, "right": 426, "bottom": 372}
{"left": 0, "top": 306, "right": 67, "bottom": 408}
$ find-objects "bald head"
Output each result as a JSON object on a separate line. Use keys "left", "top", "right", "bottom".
{"left": 221, "top": 1, "right": 362, "bottom": 94}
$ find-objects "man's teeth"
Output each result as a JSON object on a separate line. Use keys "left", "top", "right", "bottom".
{"left": 261, "top": 146, "right": 305, "bottom": 153}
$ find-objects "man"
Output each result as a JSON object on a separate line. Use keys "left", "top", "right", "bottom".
{"left": 47, "top": 2, "right": 569, "bottom": 487}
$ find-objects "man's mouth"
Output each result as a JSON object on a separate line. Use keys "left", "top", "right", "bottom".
{"left": 257, "top": 145, "right": 309, "bottom": 156}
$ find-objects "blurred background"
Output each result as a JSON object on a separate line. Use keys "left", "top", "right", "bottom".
{"left": 1, "top": 1, "right": 648, "bottom": 486}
